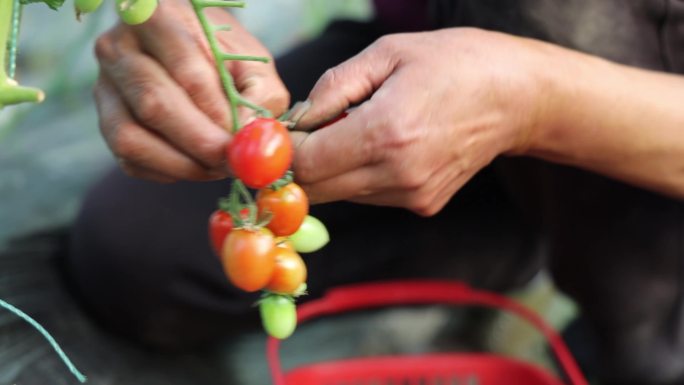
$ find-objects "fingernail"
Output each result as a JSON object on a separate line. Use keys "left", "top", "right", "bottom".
{"left": 282, "top": 100, "right": 312, "bottom": 130}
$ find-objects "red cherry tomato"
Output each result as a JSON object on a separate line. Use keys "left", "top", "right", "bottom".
{"left": 227, "top": 118, "right": 293, "bottom": 189}
{"left": 209, "top": 210, "right": 233, "bottom": 255}
{"left": 208, "top": 208, "right": 249, "bottom": 256}
{"left": 221, "top": 228, "right": 276, "bottom": 292}
{"left": 257, "top": 182, "right": 308, "bottom": 236}
{"left": 265, "top": 247, "right": 307, "bottom": 295}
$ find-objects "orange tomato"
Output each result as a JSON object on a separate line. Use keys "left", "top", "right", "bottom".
{"left": 221, "top": 228, "right": 276, "bottom": 292}
{"left": 265, "top": 248, "right": 307, "bottom": 294}
{"left": 257, "top": 182, "right": 308, "bottom": 236}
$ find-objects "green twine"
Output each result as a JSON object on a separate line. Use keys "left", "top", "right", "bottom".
{"left": 0, "top": 298, "right": 87, "bottom": 383}
{"left": 8, "top": 0, "right": 21, "bottom": 79}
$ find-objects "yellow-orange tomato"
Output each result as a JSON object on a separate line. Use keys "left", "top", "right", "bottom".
{"left": 265, "top": 248, "right": 307, "bottom": 294}
{"left": 221, "top": 228, "right": 276, "bottom": 292}
{"left": 257, "top": 183, "right": 308, "bottom": 236}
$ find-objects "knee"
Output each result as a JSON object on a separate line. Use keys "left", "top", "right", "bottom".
{"left": 65, "top": 169, "right": 257, "bottom": 348}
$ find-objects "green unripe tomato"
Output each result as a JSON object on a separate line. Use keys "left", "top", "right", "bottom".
{"left": 260, "top": 295, "right": 297, "bottom": 340}
{"left": 116, "top": 0, "right": 158, "bottom": 25}
{"left": 289, "top": 215, "right": 329, "bottom": 253}
{"left": 75, "top": 0, "right": 103, "bottom": 14}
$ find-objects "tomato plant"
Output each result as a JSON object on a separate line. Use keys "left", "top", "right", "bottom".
{"left": 260, "top": 294, "right": 297, "bottom": 340}
{"left": 257, "top": 182, "right": 308, "bottom": 236}
{"left": 221, "top": 228, "right": 277, "bottom": 292}
{"left": 116, "top": 0, "right": 158, "bottom": 25}
{"left": 265, "top": 247, "right": 307, "bottom": 294}
{"left": 289, "top": 215, "right": 330, "bottom": 253}
{"left": 227, "top": 117, "right": 293, "bottom": 189}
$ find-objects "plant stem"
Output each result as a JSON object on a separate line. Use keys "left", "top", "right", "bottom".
{"left": 8, "top": 0, "right": 21, "bottom": 79}
{"left": 189, "top": 0, "right": 271, "bottom": 132}
{"left": 1, "top": 0, "right": 12, "bottom": 85}
{"left": 0, "top": 0, "right": 43, "bottom": 108}
{"left": 0, "top": 82, "right": 44, "bottom": 106}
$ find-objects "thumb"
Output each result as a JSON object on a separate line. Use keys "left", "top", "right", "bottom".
{"left": 296, "top": 38, "right": 398, "bottom": 131}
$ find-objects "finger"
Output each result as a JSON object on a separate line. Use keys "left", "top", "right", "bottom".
{"left": 349, "top": 167, "right": 468, "bottom": 216}
{"left": 289, "top": 130, "right": 309, "bottom": 150}
{"left": 95, "top": 76, "right": 227, "bottom": 181}
{"left": 299, "top": 164, "right": 393, "bottom": 204}
{"left": 210, "top": 13, "right": 290, "bottom": 120}
{"left": 101, "top": 51, "right": 231, "bottom": 171}
{"left": 133, "top": 8, "right": 231, "bottom": 128}
{"left": 117, "top": 159, "right": 178, "bottom": 183}
{"left": 293, "top": 106, "right": 378, "bottom": 184}
{"left": 296, "top": 36, "right": 399, "bottom": 130}
{"left": 235, "top": 63, "right": 290, "bottom": 120}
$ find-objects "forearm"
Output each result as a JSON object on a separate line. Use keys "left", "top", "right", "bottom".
{"left": 529, "top": 47, "right": 684, "bottom": 198}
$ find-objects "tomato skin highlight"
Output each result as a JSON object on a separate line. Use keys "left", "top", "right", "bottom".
{"left": 257, "top": 183, "right": 308, "bottom": 236}
{"left": 221, "top": 229, "right": 277, "bottom": 292}
{"left": 265, "top": 248, "right": 307, "bottom": 294}
{"left": 289, "top": 215, "right": 330, "bottom": 253}
{"left": 260, "top": 295, "right": 297, "bottom": 340}
{"left": 227, "top": 118, "right": 293, "bottom": 189}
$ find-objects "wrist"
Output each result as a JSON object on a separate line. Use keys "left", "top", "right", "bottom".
{"left": 517, "top": 41, "right": 612, "bottom": 160}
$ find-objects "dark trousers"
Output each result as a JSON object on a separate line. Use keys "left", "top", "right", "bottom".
{"left": 66, "top": 21, "right": 684, "bottom": 385}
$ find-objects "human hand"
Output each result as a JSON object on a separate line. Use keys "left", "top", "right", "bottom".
{"left": 293, "top": 28, "right": 555, "bottom": 216}
{"left": 94, "top": 0, "right": 289, "bottom": 182}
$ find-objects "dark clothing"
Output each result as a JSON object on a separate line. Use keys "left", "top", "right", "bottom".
{"left": 68, "top": 2, "right": 684, "bottom": 384}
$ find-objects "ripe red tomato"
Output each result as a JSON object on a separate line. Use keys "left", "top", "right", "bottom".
{"left": 221, "top": 228, "right": 277, "bottom": 292}
{"left": 227, "top": 118, "right": 293, "bottom": 189}
{"left": 209, "top": 210, "right": 233, "bottom": 255}
{"left": 265, "top": 247, "right": 307, "bottom": 294}
{"left": 208, "top": 208, "right": 250, "bottom": 256}
{"left": 257, "top": 183, "right": 309, "bottom": 236}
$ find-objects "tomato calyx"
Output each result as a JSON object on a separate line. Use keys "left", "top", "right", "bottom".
{"left": 268, "top": 170, "right": 294, "bottom": 191}
{"left": 256, "top": 285, "right": 306, "bottom": 307}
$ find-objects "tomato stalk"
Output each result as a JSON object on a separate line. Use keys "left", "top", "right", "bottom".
{"left": 0, "top": 0, "right": 43, "bottom": 109}
{"left": 189, "top": 0, "right": 272, "bottom": 133}
{"left": 8, "top": 0, "right": 22, "bottom": 79}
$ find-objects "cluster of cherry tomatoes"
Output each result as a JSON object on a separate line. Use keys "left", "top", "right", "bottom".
{"left": 209, "top": 117, "right": 329, "bottom": 339}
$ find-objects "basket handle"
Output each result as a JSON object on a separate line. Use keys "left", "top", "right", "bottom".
{"left": 267, "top": 280, "right": 588, "bottom": 385}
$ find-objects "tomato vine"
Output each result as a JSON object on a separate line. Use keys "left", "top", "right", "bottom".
{"left": 189, "top": 0, "right": 331, "bottom": 340}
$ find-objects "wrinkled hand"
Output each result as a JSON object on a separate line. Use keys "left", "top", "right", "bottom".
{"left": 294, "top": 28, "right": 554, "bottom": 216}
{"left": 95, "top": 0, "right": 289, "bottom": 182}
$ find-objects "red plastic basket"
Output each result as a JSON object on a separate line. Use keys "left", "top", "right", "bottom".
{"left": 267, "top": 280, "right": 589, "bottom": 385}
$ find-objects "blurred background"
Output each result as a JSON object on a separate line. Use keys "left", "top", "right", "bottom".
{"left": 0, "top": 2, "right": 583, "bottom": 384}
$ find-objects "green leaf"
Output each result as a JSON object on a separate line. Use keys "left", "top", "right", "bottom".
{"left": 20, "top": 0, "right": 65, "bottom": 11}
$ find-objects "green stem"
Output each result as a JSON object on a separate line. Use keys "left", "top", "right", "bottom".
{"left": 8, "top": 0, "right": 21, "bottom": 79}
{"left": 195, "top": 0, "right": 245, "bottom": 8}
{"left": 0, "top": 0, "right": 43, "bottom": 108}
{"left": 0, "top": 83, "right": 44, "bottom": 107}
{"left": 234, "top": 180, "right": 257, "bottom": 224}
{"left": 189, "top": 0, "right": 270, "bottom": 132}
{"left": 219, "top": 53, "right": 269, "bottom": 62}
{"left": 1, "top": 0, "right": 12, "bottom": 85}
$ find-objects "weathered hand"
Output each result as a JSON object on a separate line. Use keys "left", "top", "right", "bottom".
{"left": 94, "top": 0, "right": 289, "bottom": 182}
{"left": 294, "top": 28, "right": 553, "bottom": 215}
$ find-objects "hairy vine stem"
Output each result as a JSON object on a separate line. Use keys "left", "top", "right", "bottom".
{"left": 0, "top": 0, "right": 43, "bottom": 109}
{"left": 9, "top": 0, "right": 22, "bottom": 79}
{"left": 189, "top": 0, "right": 271, "bottom": 133}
